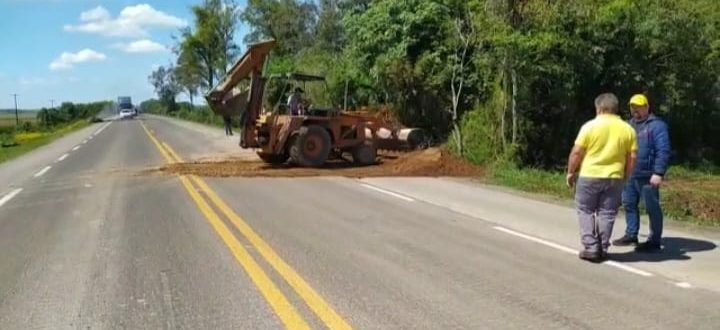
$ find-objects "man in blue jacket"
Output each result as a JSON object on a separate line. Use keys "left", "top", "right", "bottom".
{"left": 612, "top": 94, "right": 671, "bottom": 252}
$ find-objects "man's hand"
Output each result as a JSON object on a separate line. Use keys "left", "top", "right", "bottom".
{"left": 566, "top": 145, "right": 585, "bottom": 189}
{"left": 566, "top": 173, "right": 578, "bottom": 188}
{"left": 650, "top": 174, "right": 663, "bottom": 188}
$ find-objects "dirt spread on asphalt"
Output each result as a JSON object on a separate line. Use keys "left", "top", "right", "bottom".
{"left": 159, "top": 148, "right": 484, "bottom": 178}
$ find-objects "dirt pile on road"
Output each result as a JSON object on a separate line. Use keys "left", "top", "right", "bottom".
{"left": 160, "top": 148, "right": 484, "bottom": 178}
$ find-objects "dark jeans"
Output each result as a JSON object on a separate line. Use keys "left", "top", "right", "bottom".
{"left": 623, "top": 177, "right": 663, "bottom": 244}
{"left": 575, "top": 177, "right": 625, "bottom": 253}
{"left": 224, "top": 117, "right": 233, "bottom": 136}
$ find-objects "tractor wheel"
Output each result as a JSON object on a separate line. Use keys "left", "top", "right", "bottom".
{"left": 289, "top": 125, "right": 331, "bottom": 167}
{"left": 258, "top": 152, "right": 288, "bottom": 165}
{"left": 352, "top": 142, "right": 377, "bottom": 166}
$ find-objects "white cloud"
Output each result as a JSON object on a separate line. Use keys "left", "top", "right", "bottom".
{"left": 49, "top": 49, "right": 107, "bottom": 70}
{"left": 80, "top": 6, "right": 110, "bottom": 22}
{"left": 112, "top": 39, "right": 167, "bottom": 53}
{"left": 64, "top": 4, "right": 186, "bottom": 38}
{"left": 19, "top": 77, "right": 50, "bottom": 86}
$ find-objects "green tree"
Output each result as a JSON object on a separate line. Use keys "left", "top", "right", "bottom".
{"left": 179, "top": 0, "right": 240, "bottom": 89}
{"left": 149, "top": 65, "right": 182, "bottom": 112}
{"left": 344, "top": 0, "right": 483, "bottom": 138}
{"left": 241, "top": 0, "right": 317, "bottom": 56}
{"left": 315, "top": 0, "right": 344, "bottom": 51}
{"left": 174, "top": 47, "right": 205, "bottom": 107}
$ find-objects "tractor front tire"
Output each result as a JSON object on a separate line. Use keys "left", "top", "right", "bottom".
{"left": 289, "top": 125, "right": 331, "bottom": 167}
{"left": 258, "top": 152, "right": 288, "bottom": 165}
{"left": 352, "top": 142, "right": 377, "bottom": 166}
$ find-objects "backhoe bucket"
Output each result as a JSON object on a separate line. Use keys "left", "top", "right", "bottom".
{"left": 206, "top": 88, "right": 249, "bottom": 117}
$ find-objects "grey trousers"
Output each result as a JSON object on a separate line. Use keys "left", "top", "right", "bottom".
{"left": 575, "top": 177, "right": 625, "bottom": 253}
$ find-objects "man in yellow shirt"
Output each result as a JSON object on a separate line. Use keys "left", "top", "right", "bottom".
{"left": 566, "top": 93, "right": 638, "bottom": 262}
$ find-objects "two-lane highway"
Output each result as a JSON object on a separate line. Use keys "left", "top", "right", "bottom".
{"left": 1, "top": 115, "right": 718, "bottom": 329}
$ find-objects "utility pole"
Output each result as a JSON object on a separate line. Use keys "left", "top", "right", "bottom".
{"left": 12, "top": 94, "right": 19, "bottom": 127}
{"left": 50, "top": 99, "right": 55, "bottom": 109}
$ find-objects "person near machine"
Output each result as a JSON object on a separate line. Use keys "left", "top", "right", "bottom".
{"left": 566, "top": 93, "right": 638, "bottom": 262}
{"left": 287, "top": 87, "right": 305, "bottom": 116}
{"left": 612, "top": 94, "right": 671, "bottom": 252}
{"left": 223, "top": 115, "right": 233, "bottom": 136}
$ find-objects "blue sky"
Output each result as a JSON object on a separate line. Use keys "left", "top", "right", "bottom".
{"left": 0, "top": 0, "right": 248, "bottom": 109}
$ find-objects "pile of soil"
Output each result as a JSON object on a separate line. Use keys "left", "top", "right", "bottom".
{"left": 160, "top": 148, "right": 484, "bottom": 178}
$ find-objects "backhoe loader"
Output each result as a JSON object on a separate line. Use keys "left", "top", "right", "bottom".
{"left": 205, "top": 39, "right": 425, "bottom": 167}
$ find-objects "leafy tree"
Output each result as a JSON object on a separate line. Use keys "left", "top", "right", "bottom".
{"left": 179, "top": 0, "right": 240, "bottom": 89}
{"left": 241, "top": 0, "right": 317, "bottom": 56}
{"left": 174, "top": 47, "right": 205, "bottom": 107}
{"left": 315, "top": 0, "right": 344, "bottom": 51}
{"left": 149, "top": 65, "right": 182, "bottom": 112}
{"left": 344, "top": 0, "right": 483, "bottom": 138}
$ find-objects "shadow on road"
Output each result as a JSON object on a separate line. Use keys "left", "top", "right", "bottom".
{"left": 609, "top": 237, "right": 717, "bottom": 262}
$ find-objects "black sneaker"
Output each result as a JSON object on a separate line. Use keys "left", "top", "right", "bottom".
{"left": 578, "top": 250, "right": 602, "bottom": 263}
{"left": 612, "top": 235, "right": 638, "bottom": 246}
{"left": 635, "top": 242, "right": 662, "bottom": 253}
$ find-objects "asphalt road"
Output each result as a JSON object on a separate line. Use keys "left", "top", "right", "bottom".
{"left": 0, "top": 115, "right": 718, "bottom": 329}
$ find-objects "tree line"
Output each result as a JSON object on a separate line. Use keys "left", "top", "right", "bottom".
{"left": 35, "top": 101, "right": 109, "bottom": 129}
{"left": 150, "top": 0, "right": 720, "bottom": 169}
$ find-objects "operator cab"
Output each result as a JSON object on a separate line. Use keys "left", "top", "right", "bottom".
{"left": 268, "top": 73, "right": 337, "bottom": 117}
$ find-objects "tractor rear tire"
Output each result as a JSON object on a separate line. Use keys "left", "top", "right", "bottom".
{"left": 258, "top": 152, "right": 288, "bottom": 165}
{"left": 289, "top": 125, "right": 331, "bottom": 167}
{"left": 352, "top": 142, "right": 377, "bottom": 166}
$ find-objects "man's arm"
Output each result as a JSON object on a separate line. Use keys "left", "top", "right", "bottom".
{"left": 650, "top": 121, "right": 671, "bottom": 187}
{"left": 566, "top": 145, "right": 586, "bottom": 188}
{"left": 625, "top": 151, "right": 637, "bottom": 181}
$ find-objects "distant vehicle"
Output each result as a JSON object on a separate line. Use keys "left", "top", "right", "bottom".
{"left": 117, "top": 96, "right": 138, "bottom": 118}
{"left": 119, "top": 109, "right": 134, "bottom": 120}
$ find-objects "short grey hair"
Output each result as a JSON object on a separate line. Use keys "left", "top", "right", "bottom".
{"left": 594, "top": 93, "right": 619, "bottom": 113}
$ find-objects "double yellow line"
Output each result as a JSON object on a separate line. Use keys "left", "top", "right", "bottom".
{"left": 141, "top": 122, "right": 352, "bottom": 330}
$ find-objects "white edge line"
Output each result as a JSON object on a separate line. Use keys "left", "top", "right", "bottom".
{"left": 675, "top": 282, "right": 692, "bottom": 289}
{"left": 604, "top": 261, "right": 654, "bottom": 277}
{"left": 359, "top": 183, "right": 415, "bottom": 202}
{"left": 493, "top": 226, "right": 654, "bottom": 277}
{"left": 0, "top": 188, "right": 23, "bottom": 207}
{"left": 34, "top": 165, "right": 52, "bottom": 178}
{"left": 93, "top": 122, "right": 110, "bottom": 135}
{"left": 493, "top": 226, "right": 577, "bottom": 254}
{"left": 72, "top": 145, "right": 81, "bottom": 151}
{"left": 57, "top": 153, "right": 69, "bottom": 162}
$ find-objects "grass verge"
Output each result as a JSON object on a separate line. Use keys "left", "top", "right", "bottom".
{"left": 488, "top": 165, "right": 720, "bottom": 227}
{"left": 0, "top": 120, "right": 89, "bottom": 164}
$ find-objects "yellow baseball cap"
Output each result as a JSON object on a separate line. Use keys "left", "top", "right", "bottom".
{"left": 629, "top": 94, "right": 649, "bottom": 106}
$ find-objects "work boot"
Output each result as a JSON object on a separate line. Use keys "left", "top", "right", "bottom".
{"left": 612, "top": 235, "right": 638, "bottom": 246}
{"left": 635, "top": 241, "right": 662, "bottom": 253}
{"left": 578, "top": 250, "right": 602, "bottom": 263}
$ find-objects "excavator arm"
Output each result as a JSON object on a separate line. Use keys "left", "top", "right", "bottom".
{"left": 205, "top": 39, "right": 276, "bottom": 148}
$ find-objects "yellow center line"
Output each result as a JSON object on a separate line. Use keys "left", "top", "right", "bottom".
{"left": 159, "top": 132, "right": 353, "bottom": 330}
{"left": 141, "top": 123, "right": 173, "bottom": 163}
{"left": 140, "top": 122, "right": 310, "bottom": 330}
